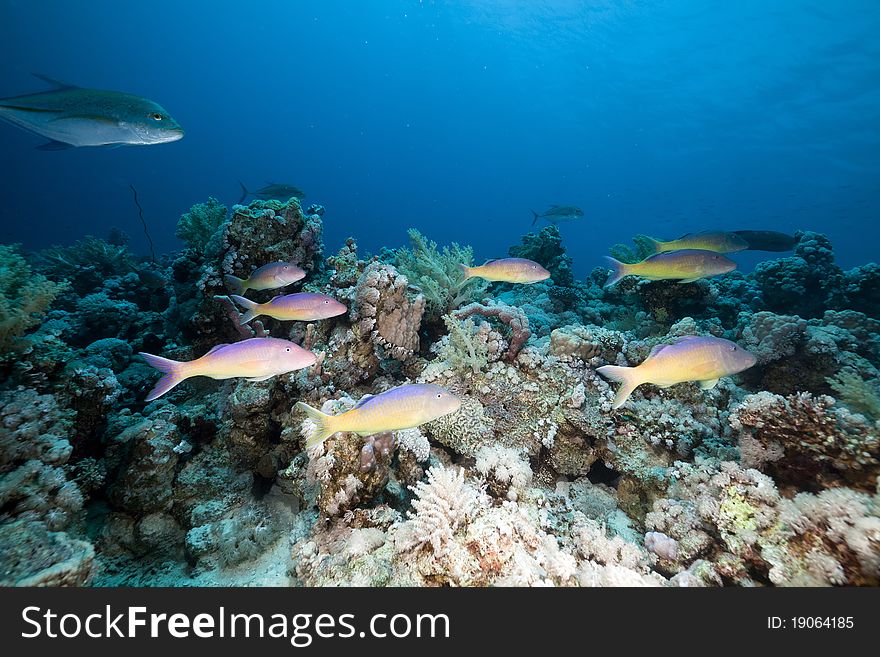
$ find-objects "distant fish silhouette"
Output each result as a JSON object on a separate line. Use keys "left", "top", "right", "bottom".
{"left": 0, "top": 74, "right": 183, "bottom": 149}
{"left": 238, "top": 181, "right": 306, "bottom": 205}
{"left": 732, "top": 230, "right": 797, "bottom": 252}
{"left": 531, "top": 205, "right": 583, "bottom": 226}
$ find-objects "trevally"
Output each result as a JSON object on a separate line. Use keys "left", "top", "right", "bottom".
{"left": 238, "top": 181, "right": 307, "bottom": 204}
{"left": 0, "top": 74, "right": 184, "bottom": 150}
{"left": 531, "top": 205, "right": 584, "bottom": 226}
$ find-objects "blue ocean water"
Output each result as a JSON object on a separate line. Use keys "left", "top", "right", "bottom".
{"left": 1, "top": 0, "right": 878, "bottom": 275}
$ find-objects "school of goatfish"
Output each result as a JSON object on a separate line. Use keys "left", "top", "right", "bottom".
{"left": 134, "top": 217, "right": 796, "bottom": 449}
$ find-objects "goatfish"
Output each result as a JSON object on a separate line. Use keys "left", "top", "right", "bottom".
{"left": 230, "top": 292, "right": 347, "bottom": 323}
{"left": 296, "top": 383, "right": 461, "bottom": 448}
{"left": 460, "top": 258, "right": 550, "bottom": 284}
{"left": 646, "top": 231, "right": 748, "bottom": 254}
{"left": 140, "top": 337, "right": 316, "bottom": 401}
{"left": 597, "top": 336, "right": 756, "bottom": 409}
{"left": 224, "top": 261, "right": 305, "bottom": 294}
{"left": 531, "top": 205, "right": 584, "bottom": 226}
{"left": 604, "top": 250, "right": 736, "bottom": 287}
{"left": 732, "top": 230, "right": 797, "bottom": 252}
{"left": 0, "top": 74, "right": 183, "bottom": 149}
{"left": 238, "top": 181, "right": 306, "bottom": 205}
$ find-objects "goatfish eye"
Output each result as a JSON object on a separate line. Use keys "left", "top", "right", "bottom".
{"left": 323, "top": 300, "right": 329, "bottom": 304}
{"left": 149, "top": 113, "right": 163, "bottom": 121}
{"left": 436, "top": 393, "right": 442, "bottom": 398}
{"left": 283, "top": 265, "right": 289, "bottom": 270}
{"left": 532, "top": 265, "right": 538, "bottom": 269}
{"left": 285, "top": 347, "right": 291, "bottom": 352}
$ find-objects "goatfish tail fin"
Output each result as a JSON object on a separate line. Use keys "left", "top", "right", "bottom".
{"left": 602, "top": 256, "right": 629, "bottom": 287}
{"left": 140, "top": 352, "right": 187, "bottom": 401}
{"left": 596, "top": 365, "right": 641, "bottom": 409}
{"left": 458, "top": 263, "right": 473, "bottom": 280}
{"left": 296, "top": 401, "right": 338, "bottom": 448}
{"left": 531, "top": 209, "right": 540, "bottom": 226}
{"left": 229, "top": 294, "right": 259, "bottom": 323}
{"left": 645, "top": 236, "right": 663, "bottom": 253}
{"left": 224, "top": 274, "right": 247, "bottom": 294}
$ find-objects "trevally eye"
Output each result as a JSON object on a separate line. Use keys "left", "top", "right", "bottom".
{"left": 149, "top": 113, "right": 163, "bottom": 121}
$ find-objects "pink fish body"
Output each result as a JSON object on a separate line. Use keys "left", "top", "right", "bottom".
{"left": 224, "top": 261, "right": 305, "bottom": 294}
{"left": 597, "top": 336, "right": 756, "bottom": 408}
{"left": 230, "top": 292, "right": 347, "bottom": 323}
{"left": 140, "top": 337, "right": 316, "bottom": 401}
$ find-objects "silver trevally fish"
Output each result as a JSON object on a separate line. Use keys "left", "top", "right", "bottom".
{"left": 0, "top": 75, "right": 184, "bottom": 150}
{"left": 531, "top": 205, "right": 584, "bottom": 226}
{"left": 238, "top": 181, "right": 306, "bottom": 204}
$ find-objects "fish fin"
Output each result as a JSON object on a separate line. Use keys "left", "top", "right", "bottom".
{"left": 237, "top": 180, "right": 249, "bottom": 205}
{"left": 139, "top": 352, "right": 186, "bottom": 401}
{"left": 224, "top": 274, "right": 247, "bottom": 294}
{"left": 205, "top": 343, "right": 230, "bottom": 355}
{"left": 602, "top": 256, "right": 629, "bottom": 287}
{"left": 296, "top": 401, "right": 337, "bottom": 448}
{"left": 645, "top": 236, "right": 663, "bottom": 253}
{"left": 49, "top": 114, "right": 118, "bottom": 125}
{"left": 531, "top": 209, "right": 540, "bottom": 226}
{"left": 246, "top": 374, "right": 274, "bottom": 382}
{"left": 458, "top": 264, "right": 472, "bottom": 280}
{"left": 0, "top": 104, "right": 63, "bottom": 114}
{"left": 36, "top": 139, "right": 73, "bottom": 151}
{"left": 32, "top": 74, "right": 78, "bottom": 90}
{"left": 353, "top": 394, "right": 374, "bottom": 409}
{"left": 229, "top": 294, "right": 259, "bottom": 323}
{"left": 677, "top": 277, "right": 701, "bottom": 284}
{"left": 596, "top": 365, "right": 642, "bottom": 409}
{"left": 480, "top": 259, "right": 497, "bottom": 266}
{"left": 647, "top": 343, "right": 671, "bottom": 357}
{"left": 698, "top": 378, "right": 720, "bottom": 390}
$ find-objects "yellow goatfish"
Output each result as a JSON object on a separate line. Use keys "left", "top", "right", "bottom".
{"left": 460, "top": 258, "right": 550, "bottom": 284}
{"left": 647, "top": 231, "right": 749, "bottom": 254}
{"left": 140, "top": 337, "right": 316, "bottom": 401}
{"left": 604, "top": 249, "right": 736, "bottom": 286}
{"left": 296, "top": 383, "right": 461, "bottom": 448}
{"left": 597, "top": 336, "right": 756, "bottom": 409}
{"left": 230, "top": 293, "right": 347, "bottom": 324}
{"left": 224, "top": 261, "right": 305, "bottom": 294}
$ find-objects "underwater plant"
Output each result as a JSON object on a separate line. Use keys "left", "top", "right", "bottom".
{"left": 175, "top": 197, "right": 228, "bottom": 252}
{"left": 0, "top": 244, "right": 67, "bottom": 354}
{"left": 394, "top": 228, "right": 488, "bottom": 322}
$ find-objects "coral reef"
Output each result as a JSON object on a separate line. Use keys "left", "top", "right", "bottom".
{"left": 2, "top": 198, "right": 879, "bottom": 589}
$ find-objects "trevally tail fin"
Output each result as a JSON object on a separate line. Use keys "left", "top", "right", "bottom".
{"left": 140, "top": 352, "right": 186, "bottom": 401}
{"left": 296, "top": 401, "right": 337, "bottom": 448}
{"left": 237, "top": 180, "right": 249, "bottom": 205}
{"left": 531, "top": 209, "right": 540, "bottom": 226}
{"left": 229, "top": 294, "right": 259, "bottom": 323}
{"left": 596, "top": 365, "right": 641, "bottom": 409}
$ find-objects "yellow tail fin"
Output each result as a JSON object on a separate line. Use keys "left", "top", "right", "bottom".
{"left": 596, "top": 365, "right": 642, "bottom": 409}
{"left": 296, "top": 401, "right": 337, "bottom": 448}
